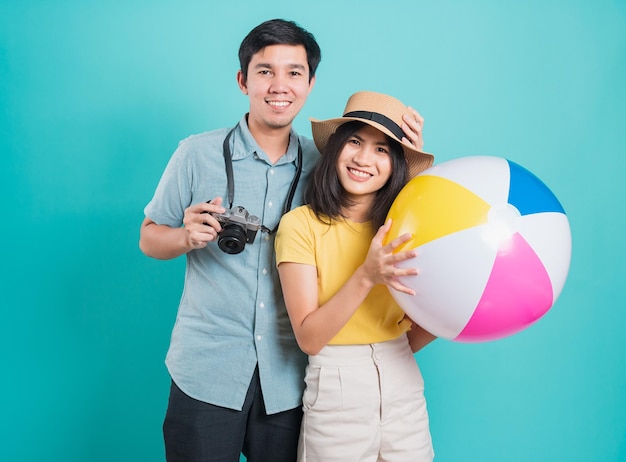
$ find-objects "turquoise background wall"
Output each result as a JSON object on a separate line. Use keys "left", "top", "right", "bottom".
{"left": 2, "top": 0, "right": 624, "bottom": 461}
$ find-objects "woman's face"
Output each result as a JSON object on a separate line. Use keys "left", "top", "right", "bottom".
{"left": 336, "top": 124, "right": 393, "bottom": 202}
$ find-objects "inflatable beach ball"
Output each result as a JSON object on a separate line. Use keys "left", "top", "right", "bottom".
{"left": 384, "top": 156, "right": 571, "bottom": 342}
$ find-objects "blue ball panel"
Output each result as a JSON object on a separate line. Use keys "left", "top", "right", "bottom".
{"left": 507, "top": 160, "right": 565, "bottom": 215}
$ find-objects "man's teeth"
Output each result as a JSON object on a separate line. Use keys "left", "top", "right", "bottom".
{"left": 268, "top": 101, "right": 289, "bottom": 107}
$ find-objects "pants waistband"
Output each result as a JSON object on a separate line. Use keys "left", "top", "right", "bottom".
{"left": 308, "top": 335, "right": 410, "bottom": 367}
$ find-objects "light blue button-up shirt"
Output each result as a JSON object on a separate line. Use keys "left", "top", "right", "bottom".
{"left": 144, "top": 116, "right": 319, "bottom": 413}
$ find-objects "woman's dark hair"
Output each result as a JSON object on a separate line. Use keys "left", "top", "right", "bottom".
{"left": 305, "top": 121, "right": 408, "bottom": 228}
{"left": 238, "top": 19, "right": 321, "bottom": 83}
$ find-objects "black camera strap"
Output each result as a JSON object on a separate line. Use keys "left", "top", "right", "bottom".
{"left": 221, "top": 126, "right": 303, "bottom": 235}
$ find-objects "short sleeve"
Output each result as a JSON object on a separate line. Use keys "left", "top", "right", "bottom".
{"left": 275, "top": 206, "right": 317, "bottom": 267}
{"left": 143, "top": 138, "right": 195, "bottom": 227}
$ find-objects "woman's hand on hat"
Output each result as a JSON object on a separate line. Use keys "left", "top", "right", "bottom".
{"left": 401, "top": 106, "right": 425, "bottom": 151}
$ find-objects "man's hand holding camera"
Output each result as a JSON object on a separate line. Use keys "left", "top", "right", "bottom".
{"left": 183, "top": 198, "right": 226, "bottom": 250}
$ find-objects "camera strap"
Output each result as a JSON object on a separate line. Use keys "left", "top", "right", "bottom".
{"left": 221, "top": 126, "right": 303, "bottom": 235}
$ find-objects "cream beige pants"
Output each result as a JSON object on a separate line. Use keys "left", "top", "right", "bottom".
{"left": 298, "top": 335, "right": 434, "bottom": 461}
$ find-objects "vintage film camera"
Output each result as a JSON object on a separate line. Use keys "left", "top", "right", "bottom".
{"left": 211, "top": 206, "right": 261, "bottom": 254}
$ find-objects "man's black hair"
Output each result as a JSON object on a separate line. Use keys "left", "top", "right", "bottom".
{"left": 238, "top": 19, "right": 321, "bottom": 82}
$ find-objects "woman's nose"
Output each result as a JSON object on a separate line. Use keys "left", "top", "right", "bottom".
{"left": 352, "top": 146, "right": 373, "bottom": 165}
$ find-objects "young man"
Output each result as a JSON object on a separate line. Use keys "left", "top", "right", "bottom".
{"left": 140, "top": 19, "right": 425, "bottom": 462}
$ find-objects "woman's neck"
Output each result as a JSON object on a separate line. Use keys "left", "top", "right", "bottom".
{"left": 341, "top": 196, "right": 374, "bottom": 223}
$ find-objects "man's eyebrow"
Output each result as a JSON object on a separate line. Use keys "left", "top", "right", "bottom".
{"left": 287, "top": 63, "right": 307, "bottom": 71}
{"left": 253, "top": 62, "right": 307, "bottom": 70}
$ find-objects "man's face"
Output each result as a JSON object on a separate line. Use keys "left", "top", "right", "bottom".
{"left": 237, "top": 44, "right": 315, "bottom": 134}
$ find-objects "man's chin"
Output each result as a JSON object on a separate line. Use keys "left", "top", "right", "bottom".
{"left": 266, "top": 117, "right": 296, "bottom": 130}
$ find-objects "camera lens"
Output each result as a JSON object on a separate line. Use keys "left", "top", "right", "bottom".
{"left": 218, "top": 224, "right": 247, "bottom": 254}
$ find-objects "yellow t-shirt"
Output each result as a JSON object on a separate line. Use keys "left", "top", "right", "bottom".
{"left": 275, "top": 205, "right": 411, "bottom": 345}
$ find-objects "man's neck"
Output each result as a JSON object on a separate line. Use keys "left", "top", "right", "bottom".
{"left": 247, "top": 118, "right": 292, "bottom": 164}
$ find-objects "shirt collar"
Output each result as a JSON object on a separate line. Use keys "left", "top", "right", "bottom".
{"left": 232, "top": 114, "right": 299, "bottom": 165}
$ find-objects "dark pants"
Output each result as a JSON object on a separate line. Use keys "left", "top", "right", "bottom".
{"left": 163, "top": 368, "right": 303, "bottom": 462}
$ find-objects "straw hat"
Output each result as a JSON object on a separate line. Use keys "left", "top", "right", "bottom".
{"left": 310, "top": 91, "right": 434, "bottom": 178}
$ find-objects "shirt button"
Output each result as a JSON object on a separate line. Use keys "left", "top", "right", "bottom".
{"left": 257, "top": 335, "right": 263, "bottom": 341}
{"left": 270, "top": 169, "right": 275, "bottom": 175}
{"left": 264, "top": 235, "right": 270, "bottom": 241}
{"left": 259, "top": 302, "right": 265, "bottom": 309}
{"left": 268, "top": 201, "right": 274, "bottom": 208}
{"left": 262, "top": 268, "right": 268, "bottom": 275}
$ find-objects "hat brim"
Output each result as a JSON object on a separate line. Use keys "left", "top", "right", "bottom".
{"left": 310, "top": 116, "right": 434, "bottom": 178}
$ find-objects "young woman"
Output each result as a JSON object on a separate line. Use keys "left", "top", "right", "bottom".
{"left": 275, "top": 91, "right": 437, "bottom": 461}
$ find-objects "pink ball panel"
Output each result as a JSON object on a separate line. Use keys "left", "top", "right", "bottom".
{"left": 455, "top": 233, "right": 554, "bottom": 342}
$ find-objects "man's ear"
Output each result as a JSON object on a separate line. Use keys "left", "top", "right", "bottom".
{"left": 236, "top": 70, "right": 248, "bottom": 95}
